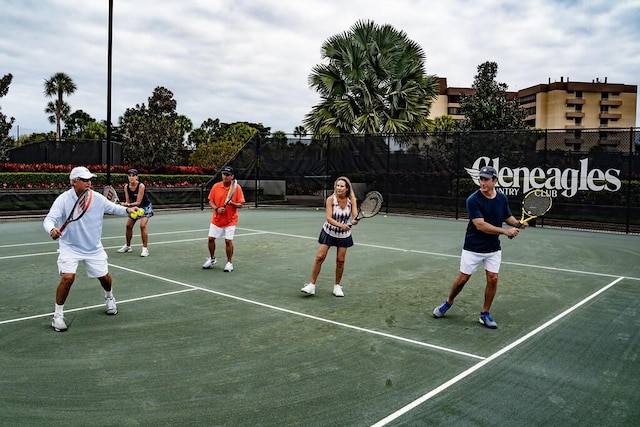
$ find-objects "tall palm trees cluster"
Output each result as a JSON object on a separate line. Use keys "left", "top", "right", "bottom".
{"left": 43, "top": 72, "right": 76, "bottom": 141}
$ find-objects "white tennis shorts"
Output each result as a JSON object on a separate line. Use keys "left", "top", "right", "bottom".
{"left": 57, "top": 248, "right": 109, "bottom": 278}
{"left": 459, "top": 249, "right": 502, "bottom": 275}
{"left": 208, "top": 224, "right": 236, "bottom": 240}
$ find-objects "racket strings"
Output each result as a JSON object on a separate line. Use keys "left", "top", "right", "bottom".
{"left": 77, "top": 195, "right": 88, "bottom": 210}
{"left": 74, "top": 191, "right": 92, "bottom": 216}
{"left": 104, "top": 187, "right": 118, "bottom": 202}
{"left": 523, "top": 192, "right": 552, "bottom": 216}
{"left": 358, "top": 192, "right": 383, "bottom": 218}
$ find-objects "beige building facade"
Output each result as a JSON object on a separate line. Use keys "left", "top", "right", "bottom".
{"left": 430, "top": 77, "right": 638, "bottom": 130}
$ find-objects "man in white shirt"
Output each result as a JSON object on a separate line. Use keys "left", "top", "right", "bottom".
{"left": 43, "top": 166, "right": 140, "bottom": 332}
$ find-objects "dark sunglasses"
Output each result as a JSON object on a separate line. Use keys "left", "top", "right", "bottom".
{"left": 221, "top": 172, "right": 231, "bottom": 176}
{"left": 77, "top": 178, "right": 92, "bottom": 182}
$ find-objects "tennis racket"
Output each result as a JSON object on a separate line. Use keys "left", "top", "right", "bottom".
{"left": 348, "top": 190, "right": 383, "bottom": 227}
{"left": 509, "top": 189, "right": 552, "bottom": 239}
{"left": 103, "top": 185, "right": 120, "bottom": 204}
{"left": 222, "top": 179, "right": 237, "bottom": 207}
{"left": 59, "top": 189, "right": 93, "bottom": 232}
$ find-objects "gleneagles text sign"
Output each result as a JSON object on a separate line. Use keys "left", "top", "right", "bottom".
{"left": 466, "top": 156, "right": 622, "bottom": 198}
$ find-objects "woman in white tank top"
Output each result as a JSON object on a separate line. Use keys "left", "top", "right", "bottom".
{"left": 300, "top": 176, "right": 359, "bottom": 298}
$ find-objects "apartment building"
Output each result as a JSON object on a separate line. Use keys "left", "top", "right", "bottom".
{"left": 430, "top": 77, "right": 637, "bottom": 129}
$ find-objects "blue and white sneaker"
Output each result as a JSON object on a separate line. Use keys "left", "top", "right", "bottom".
{"left": 479, "top": 312, "right": 498, "bottom": 329}
{"left": 432, "top": 300, "right": 452, "bottom": 318}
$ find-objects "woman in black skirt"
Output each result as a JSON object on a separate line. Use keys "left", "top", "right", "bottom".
{"left": 301, "top": 176, "right": 359, "bottom": 297}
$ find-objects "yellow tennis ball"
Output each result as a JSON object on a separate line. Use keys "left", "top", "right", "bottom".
{"left": 136, "top": 209, "right": 144, "bottom": 217}
{"left": 384, "top": 215, "right": 387, "bottom": 218}
{"left": 316, "top": 208, "right": 319, "bottom": 211}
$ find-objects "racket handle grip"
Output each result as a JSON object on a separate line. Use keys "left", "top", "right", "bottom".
{"left": 508, "top": 220, "right": 525, "bottom": 239}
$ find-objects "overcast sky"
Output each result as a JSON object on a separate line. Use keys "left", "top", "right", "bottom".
{"left": 1, "top": 0, "right": 639, "bottom": 137}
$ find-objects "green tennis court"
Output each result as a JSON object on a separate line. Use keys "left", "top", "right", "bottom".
{"left": 1, "top": 208, "right": 639, "bottom": 426}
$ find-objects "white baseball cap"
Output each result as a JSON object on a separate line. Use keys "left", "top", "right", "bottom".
{"left": 69, "top": 166, "right": 97, "bottom": 181}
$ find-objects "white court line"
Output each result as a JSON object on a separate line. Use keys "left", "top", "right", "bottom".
{"left": 2, "top": 226, "right": 638, "bottom": 281}
{"left": 107, "top": 263, "right": 486, "bottom": 361}
{"left": 0, "top": 243, "right": 483, "bottom": 360}
{"left": 0, "top": 228, "right": 208, "bottom": 249}
{"left": 370, "top": 276, "right": 626, "bottom": 427}
{"left": 239, "top": 227, "right": 640, "bottom": 281}
{"left": 1, "top": 227, "right": 636, "bottom": 365}
{"left": 0, "top": 289, "right": 197, "bottom": 325}
{"left": 0, "top": 231, "right": 267, "bottom": 261}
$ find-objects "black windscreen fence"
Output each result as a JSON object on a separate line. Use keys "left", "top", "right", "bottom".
{"left": 222, "top": 128, "right": 639, "bottom": 234}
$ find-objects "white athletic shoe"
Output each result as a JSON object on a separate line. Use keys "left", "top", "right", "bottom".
{"left": 224, "top": 262, "right": 234, "bottom": 272}
{"left": 105, "top": 296, "right": 118, "bottom": 315}
{"left": 117, "top": 245, "right": 132, "bottom": 253}
{"left": 140, "top": 247, "right": 149, "bottom": 257}
{"left": 333, "top": 284, "right": 344, "bottom": 297}
{"left": 51, "top": 314, "right": 67, "bottom": 332}
{"left": 300, "top": 283, "right": 316, "bottom": 295}
{"left": 202, "top": 257, "right": 217, "bottom": 269}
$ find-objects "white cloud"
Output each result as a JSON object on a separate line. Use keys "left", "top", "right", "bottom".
{"left": 1, "top": 0, "right": 638, "bottom": 137}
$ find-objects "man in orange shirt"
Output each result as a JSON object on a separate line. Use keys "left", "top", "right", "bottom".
{"left": 203, "top": 166, "right": 245, "bottom": 272}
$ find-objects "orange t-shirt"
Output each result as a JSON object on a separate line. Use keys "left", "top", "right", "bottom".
{"left": 208, "top": 181, "right": 245, "bottom": 227}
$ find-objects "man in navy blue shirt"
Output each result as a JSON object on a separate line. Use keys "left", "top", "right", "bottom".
{"left": 432, "top": 166, "right": 525, "bottom": 329}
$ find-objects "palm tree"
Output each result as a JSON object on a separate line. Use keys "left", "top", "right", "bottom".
{"left": 304, "top": 20, "right": 439, "bottom": 137}
{"left": 293, "top": 125, "right": 307, "bottom": 143}
{"left": 43, "top": 72, "right": 77, "bottom": 140}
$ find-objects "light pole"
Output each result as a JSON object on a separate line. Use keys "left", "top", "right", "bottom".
{"left": 106, "top": 0, "right": 113, "bottom": 184}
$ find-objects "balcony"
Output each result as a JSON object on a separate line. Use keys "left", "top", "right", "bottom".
{"left": 599, "top": 113, "right": 622, "bottom": 119}
{"left": 566, "top": 98, "right": 585, "bottom": 105}
{"left": 600, "top": 99, "right": 622, "bottom": 106}
{"left": 565, "top": 112, "right": 585, "bottom": 119}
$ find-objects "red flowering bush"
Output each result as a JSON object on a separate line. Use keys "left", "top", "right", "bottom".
{"left": 0, "top": 163, "right": 215, "bottom": 175}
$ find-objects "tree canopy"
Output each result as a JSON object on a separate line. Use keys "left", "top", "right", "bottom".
{"left": 304, "top": 20, "right": 439, "bottom": 137}
{"left": 457, "top": 61, "right": 528, "bottom": 131}
{"left": 119, "top": 86, "right": 183, "bottom": 168}
{"left": 188, "top": 122, "right": 257, "bottom": 170}
{"left": 0, "top": 73, "right": 15, "bottom": 161}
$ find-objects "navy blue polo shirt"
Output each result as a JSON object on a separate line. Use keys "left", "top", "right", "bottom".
{"left": 463, "top": 189, "right": 512, "bottom": 253}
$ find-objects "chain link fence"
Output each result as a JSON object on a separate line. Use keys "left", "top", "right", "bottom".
{"left": 221, "top": 128, "right": 639, "bottom": 234}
